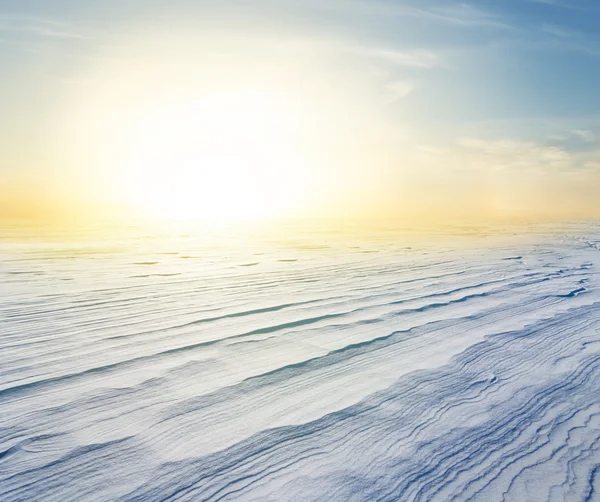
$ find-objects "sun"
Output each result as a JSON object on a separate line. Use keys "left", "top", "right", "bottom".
{"left": 124, "top": 91, "right": 308, "bottom": 222}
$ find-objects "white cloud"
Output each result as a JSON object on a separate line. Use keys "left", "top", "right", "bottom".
{"left": 456, "top": 138, "right": 574, "bottom": 172}
{"left": 530, "top": 0, "right": 585, "bottom": 10}
{"left": 571, "top": 129, "right": 596, "bottom": 142}
{"left": 0, "top": 14, "right": 91, "bottom": 39}
{"left": 423, "top": 3, "right": 511, "bottom": 28}
{"left": 410, "top": 136, "right": 600, "bottom": 176}
{"left": 401, "top": 135, "right": 600, "bottom": 218}
{"left": 307, "top": 0, "right": 510, "bottom": 29}
{"left": 385, "top": 80, "right": 415, "bottom": 101}
{"left": 541, "top": 24, "right": 582, "bottom": 39}
{"left": 357, "top": 47, "right": 439, "bottom": 68}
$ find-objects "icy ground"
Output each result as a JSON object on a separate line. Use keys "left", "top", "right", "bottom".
{"left": 1, "top": 223, "right": 600, "bottom": 501}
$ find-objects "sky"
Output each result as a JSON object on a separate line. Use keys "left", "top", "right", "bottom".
{"left": 1, "top": 0, "right": 600, "bottom": 225}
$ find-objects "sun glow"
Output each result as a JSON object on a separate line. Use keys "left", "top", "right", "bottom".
{"left": 124, "top": 91, "right": 310, "bottom": 222}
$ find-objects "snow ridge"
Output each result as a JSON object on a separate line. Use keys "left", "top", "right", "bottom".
{"left": 1, "top": 226, "right": 600, "bottom": 501}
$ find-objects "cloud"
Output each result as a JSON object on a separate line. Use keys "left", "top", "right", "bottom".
{"left": 571, "top": 129, "right": 596, "bottom": 142}
{"left": 411, "top": 135, "right": 600, "bottom": 176}
{"left": 540, "top": 24, "right": 582, "bottom": 39}
{"left": 530, "top": 0, "right": 587, "bottom": 10}
{"left": 400, "top": 135, "right": 600, "bottom": 219}
{"left": 359, "top": 48, "right": 439, "bottom": 68}
{"left": 385, "top": 80, "right": 416, "bottom": 101}
{"left": 311, "top": 0, "right": 511, "bottom": 29}
{"left": 457, "top": 138, "right": 572, "bottom": 171}
{"left": 0, "top": 14, "right": 91, "bottom": 39}
{"left": 421, "top": 3, "right": 512, "bottom": 29}
{"left": 547, "top": 129, "right": 597, "bottom": 144}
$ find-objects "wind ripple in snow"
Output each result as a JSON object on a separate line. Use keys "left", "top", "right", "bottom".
{"left": 1, "top": 225, "right": 600, "bottom": 501}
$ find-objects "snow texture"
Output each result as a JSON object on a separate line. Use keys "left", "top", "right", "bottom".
{"left": 1, "top": 224, "right": 600, "bottom": 501}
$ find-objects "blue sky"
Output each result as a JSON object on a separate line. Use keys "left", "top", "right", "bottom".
{"left": 1, "top": 0, "right": 600, "bottom": 222}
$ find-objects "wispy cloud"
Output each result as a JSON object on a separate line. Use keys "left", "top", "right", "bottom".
{"left": 421, "top": 3, "right": 512, "bottom": 29}
{"left": 385, "top": 80, "right": 416, "bottom": 101}
{"left": 0, "top": 14, "right": 91, "bottom": 39}
{"left": 358, "top": 48, "right": 439, "bottom": 68}
{"left": 457, "top": 138, "right": 573, "bottom": 172}
{"left": 314, "top": 0, "right": 512, "bottom": 29}
{"left": 402, "top": 133, "right": 600, "bottom": 218}
{"left": 530, "top": 0, "right": 588, "bottom": 11}
{"left": 412, "top": 133, "right": 599, "bottom": 175}
{"left": 540, "top": 24, "right": 582, "bottom": 39}
{"left": 570, "top": 129, "right": 596, "bottom": 142}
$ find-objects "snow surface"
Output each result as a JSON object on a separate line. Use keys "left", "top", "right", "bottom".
{"left": 1, "top": 223, "right": 600, "bottom": 501}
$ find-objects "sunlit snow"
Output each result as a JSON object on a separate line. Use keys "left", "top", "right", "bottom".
{"left": 2, "top": 223, "right": 600, "bottom": 501}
